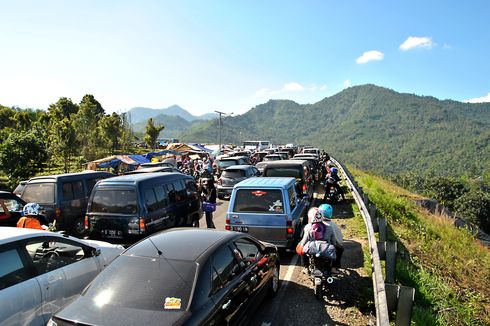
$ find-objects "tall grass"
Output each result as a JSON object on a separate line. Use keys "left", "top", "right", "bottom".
{"left": 351, "top": 167, "right": 490, "bottom": 325}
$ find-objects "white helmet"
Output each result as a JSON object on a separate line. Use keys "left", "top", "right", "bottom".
{"left": 23, "top": 203, "right": 41, "bottom": 216}
{"left": 307, "top": 207, "right": 322, "bottom": 223}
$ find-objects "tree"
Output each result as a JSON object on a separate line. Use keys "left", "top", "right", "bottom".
{"left": 48, "top": 118, "right": 78, "bottom": 173}
{"left": 454, "top": 189, "right": 490, "bottom": 233}
{"left": 144, "top": 118, "right": 164, "bottom": 151}
{"left": 73, "top": 95, "right": 106, "bottom": 161}
{"left": 100, "top": 113, "right": 123, "bottom": 154}
{"left": 0, "top": 131, "right": 47, "bottom": 188}
{"left": 47, "top": 97, "right": 79, "bottom": 120}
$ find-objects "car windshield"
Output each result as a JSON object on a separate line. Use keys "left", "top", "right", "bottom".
{"left": 21, "top": 183, "right": 55, "bottom": 204}
{"left": 233, "top": 189, "right": 284, "bottom": 213}
{"left": 263, "top": 156, "right": 280, "bottom": 161}
{"left": 222, "top": 170, "right": 246, "bottom": 178}
{"left": 83, "top": 255, "right": 197, "bottom": 311}
{"left": 264, "top": 167, "right": 301, "bottom": 178}
{"left": 90, "top": 189, "right": 138, "bottom": 214}
{"left": 0, "top": 198, "right": 24, "bottom": 212}
{"left": 218, "top": 160, "right": 238, "bottom": 168}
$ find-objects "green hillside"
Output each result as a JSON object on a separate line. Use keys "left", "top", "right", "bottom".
{"left": 180, "top": 84, "right": 490, "bottom": 177}
{"left": 131, "top": 113, "right": 194, "bottom": 138}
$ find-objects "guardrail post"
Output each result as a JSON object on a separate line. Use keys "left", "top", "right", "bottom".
{"left": 378, "top": 218, "right": 387, "bottom": 242}
{"left": 385, "top": 241, "right": 397, "bottom": 284}
{"left": 395, "top": 286, "right": 415, "bottom": 326}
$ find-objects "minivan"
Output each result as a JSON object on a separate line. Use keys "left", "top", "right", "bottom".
{"left": 226, "top": 177, "right": 308, "bottom": 249}
{"left": 262, "top": 160, "right": 314, "bottom": 201}
{"left": 20, "top": 171, "right": 115, "bottom": 236}
{"left": 85, "top": 172, "right": 202, "bottom": 242}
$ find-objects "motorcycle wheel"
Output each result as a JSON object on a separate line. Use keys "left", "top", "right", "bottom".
{"left": 314, "top": 282, "right": 322, "bottom": 300}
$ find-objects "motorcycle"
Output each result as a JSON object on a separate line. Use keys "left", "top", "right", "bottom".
{"left": 307, "top": 255, "right": 335, "bottom": 300}
{"left": 324, "top": 177, "right": 340, "bottom": 203}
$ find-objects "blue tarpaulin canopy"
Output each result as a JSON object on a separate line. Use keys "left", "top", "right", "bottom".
{"left": 94, "top": 155, "right": 150, "bottom": 169}
{"left": 190, "top": 144, "right": 214, "bottom": 153}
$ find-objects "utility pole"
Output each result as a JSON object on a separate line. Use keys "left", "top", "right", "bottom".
{"left": 214, "top": 110, "right": 232, "bottom": 155}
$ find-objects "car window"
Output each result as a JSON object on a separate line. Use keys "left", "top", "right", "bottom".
{"left": 82, "top": 256, "right": 196, "bottom": 311}
{"left": 288, "top": 186, "right": 297, "bottom": 210}
{"left": 90, "top": 189, "right": 138, "bottom": 214}
{"left": 0, "top": 198, "right": 24, "bottom": 212}
{"left": 185, "top": 179, "right": 198, "bottom": 199}
{"left": 212, "top": 245, "right": 239, "bottom": 293}
{"left": 232, "top": 189, "right": 284, "bottom": 214}
{"left": 62, "top": 181, "right": 83, "bottom": 200}
{"left": 0, "top": 248, "right": 31, "bottom": 290}
{"left": 154, "top": 185, "right": 169, "bottom": 208}
{"left": 173, "top": 181, "right": 186, "bottom": 202}
{"left": 22, "top": 183, "right": 55, "bottom": 204}
{"left": 25, "top": 239, "right": 87, "bottom": 274}
{"left": 86, "top": 178, "right": 102, "bottom": 194}
{"left": 233, "top": 238, "right": 262, "bottom": 266}
{"left": 264, "top": 167, "right": 301, "bottom": 179}
{"left": 144, "top": 188, "right": 159, "bottom": 213}
{"left": 222, "top": 170, "right": 246, "bottom": 178}
{"left": 218, "top": 160, "right": 237, "bottom": 168}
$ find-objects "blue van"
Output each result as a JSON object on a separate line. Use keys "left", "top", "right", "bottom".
{"left": 226, "top": 177, "right": 308, "bottom": 249}
{"left": 85, "top": 172, "right": 202, "bottom": 242}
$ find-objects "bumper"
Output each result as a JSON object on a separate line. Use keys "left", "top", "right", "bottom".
{"left": 217, "top": 186, "right": 234, "bottom": 197}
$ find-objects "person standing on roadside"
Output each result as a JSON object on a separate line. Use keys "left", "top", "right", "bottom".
{"left": 201, "top": 178, "right": 217, "bottom": 228}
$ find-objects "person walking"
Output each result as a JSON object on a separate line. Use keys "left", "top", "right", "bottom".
{"left": 201, "top": 178, "right": 217, "bottom": 228}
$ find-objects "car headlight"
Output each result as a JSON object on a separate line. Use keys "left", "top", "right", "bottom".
{"left": 46, "top": 319, "right": 57, "bottom": 326}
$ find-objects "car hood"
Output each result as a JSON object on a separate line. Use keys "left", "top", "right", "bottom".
{"left": 55, "top": 295, "right": 190, "bottom": 326}
{"left": 83, "top": 239, "right": 125, "bottom": 268}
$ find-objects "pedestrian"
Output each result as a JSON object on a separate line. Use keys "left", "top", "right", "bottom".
{"left": 17, "top": 203, "right": 49, "bottom": 230}
{"left": 201, "top": 178, "right": 217, "bottom": 228}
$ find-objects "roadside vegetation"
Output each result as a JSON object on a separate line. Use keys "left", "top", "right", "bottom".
{"left": 350, "top": 167, "right": 490, "bottom": 326}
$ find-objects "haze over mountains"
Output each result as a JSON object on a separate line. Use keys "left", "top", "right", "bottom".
{"left": 127, "top": 105, "right": 215, "bottom": 124}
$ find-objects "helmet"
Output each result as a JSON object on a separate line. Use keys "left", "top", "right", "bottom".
{"left": 307, "top": 207, "right": 322, "bottom": 223}
{"left": 331, "top": 168, "right": 338, "bottom": 175}
{"left": 23, "top": 203, "right": 41, "bottom": 216}
{"left": 318, "top": 204, "right": 333, "bottom": 220}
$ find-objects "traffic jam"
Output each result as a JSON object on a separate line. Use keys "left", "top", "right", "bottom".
{"left": 0, "top": 142, "right": 373, "bottom": 325}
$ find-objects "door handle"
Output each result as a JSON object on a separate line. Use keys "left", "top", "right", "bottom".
{"left": 222, "top": 300, "right": 231, "bottom": 310}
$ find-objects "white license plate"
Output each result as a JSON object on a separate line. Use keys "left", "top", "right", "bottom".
{"left": 101, "top": 230, "right": 123, "bottom": 238}
{"left": 231, "top": 226, "right": 249, "bottom": 233}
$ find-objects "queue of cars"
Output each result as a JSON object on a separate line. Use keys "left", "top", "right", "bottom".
{"left": 0, "top": 144, "right": 324, "bottom": 325}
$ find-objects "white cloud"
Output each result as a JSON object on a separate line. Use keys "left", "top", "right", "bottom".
{"left": 320, "top": 84, "right": 327, "bottom": 91}
{"left": 255, "top": 88, "right": 271, "bottom": 97}
{"left": 465, "top": 92, "right": 490, "bottom": 103}
{"left": 356, "top": 50, "right": 384, "bottom": 64}
{"left": 343, "top": 80, "right": 351, "bottom": 89}
{"left": 399, "top": 36, "right": 434, "bottom": 51}
{"left": 283, "top": 82, "right": 304, "bottom": 92}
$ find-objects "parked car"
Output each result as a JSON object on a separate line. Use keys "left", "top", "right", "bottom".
{"left": 253, "top": 151, "right": 269, "bottom": 162}
{"left": 139, "top": 162, "right": 176, "bottom": 168}
{"left": 291, "top": 156, "right": 321, "bottom": 182}
{"left": 0, "top": 191, "right": 26, "bottom": 227}
{"left": 215, "top": 156, "right": 250, "bottom": 174}
{"left": 229, "top": 150, "right": 251, "bottom": 157}
{"left": 275, "top": 151, "right": 291, "bottom": 160}
{"left": 20, "top": 171, "right": 115, "bottom": 236}
{"left": 85, "top": 172, "right": 202, "bottom": 242}
{"left": 217, "top": 165, "right": 261, "bottom": 199}
{"left": 301, "top": 147, "right": 320, "bottom": 157}
{"left": 262, "top": 160, "right": 314, "bottom": 200}
{"left": 13, "top": 180, "right": 28, "bottom": 197}
{"left": 48, "top": 228, "right": 280, "bottom": 326}
{"left": 125, "top": 166, "right": 182, "bottom": 175}
{"left": 226, "top": 177, "right": 308, "bottom": 249}
{"left": 262, "top": 154, "right": 283, "bottom": 162}
{"left": 0, "top": 227, "right": 124, "bottom": 326}
{"left": 255, "top": 161, "right": 268, "bottom": 174}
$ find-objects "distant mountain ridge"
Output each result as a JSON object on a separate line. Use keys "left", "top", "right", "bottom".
{"left": 127, "top": 105, "right": 215, "bottom": 123}
{"left": 178, "top": 84, "right": 490, "bottom": 177}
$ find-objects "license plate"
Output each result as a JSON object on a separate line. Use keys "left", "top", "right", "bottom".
{"left": 101, "top": 229, "right": 123, "bottom": 238}
{"left": 231, "top": 226, "right": 249, "bottom": 233}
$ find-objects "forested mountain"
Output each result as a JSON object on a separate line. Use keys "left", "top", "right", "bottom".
{"left": 179, "top": 84, "right": 490, "bottom": 177}
{"left": 127, "top": 105, "right": 214, "bottom": 123}
{"left": 131, "top": 113, "right": 194, "bottom": 138}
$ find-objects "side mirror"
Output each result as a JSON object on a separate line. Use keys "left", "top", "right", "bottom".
{"left": 92, "top": 247, "right": 101, "bottom": 257}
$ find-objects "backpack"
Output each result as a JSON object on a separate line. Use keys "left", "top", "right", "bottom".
{"left": 311, "top": 222, "right": 325, "bottom": 240}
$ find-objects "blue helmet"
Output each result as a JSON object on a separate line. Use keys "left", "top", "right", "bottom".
{"left": 318, "top": 203, "right": 333, "bottom": 220}
{"left": 331, "top": 168, "right": 338, "bottom": 175}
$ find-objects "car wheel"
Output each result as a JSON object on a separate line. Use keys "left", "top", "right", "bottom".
{"left": 218, "top": 194, "right": 224, "bottom": 200}
{"left": 268, "top": 263, "right": 280, "bottom": 298}
{"left": 73, "top": 218, "right": 85, "bottom": 236}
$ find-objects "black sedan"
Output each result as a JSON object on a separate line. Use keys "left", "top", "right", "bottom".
{"left": 0, "top": 191, "right": 26, "bottom": 227}
{"left": 48, "top": 228, "right": 280, "bottom": 326}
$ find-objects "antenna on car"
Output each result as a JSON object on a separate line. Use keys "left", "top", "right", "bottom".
{"left": 148, "top": 238, "right": 163, "bottom": 256}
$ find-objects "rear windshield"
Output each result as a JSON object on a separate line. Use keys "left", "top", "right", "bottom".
{"left": 218, "top": 160, "right": 238, "bottom": 168}
{"left": 264, "top": 167, "right": 301, "bottom": 179}
{"left": 90, "top": 189, "right": 138, "bottom": 214}
{"left": 222, "top": 170, "right": 246, "bottom": 178}
{"left": 263, "top": 156, "right": 280, "bottom": 161}
{"left": 233, "top": 189, "right": 284, "bottom": 213}
{"left": 82, "top": 255, "right": 196, "bottom": 311}
{"left": 22, "top": 183, "right": 55, "bottom": 204}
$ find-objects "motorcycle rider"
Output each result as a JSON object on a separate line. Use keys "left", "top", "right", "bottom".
{"left": 324, "top": 167, "right": 345, "bottom": 201}
{"left": 17, "top": 203, "right": 49, "bottom": 230}
{"left": 318, "top": 204, "right": 344, "bottom": 273}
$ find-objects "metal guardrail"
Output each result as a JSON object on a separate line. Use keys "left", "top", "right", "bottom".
{"left": 330, "top": 157, "right": 390, "bottom": 326}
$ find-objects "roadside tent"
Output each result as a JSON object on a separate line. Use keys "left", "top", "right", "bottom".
{"left": 166, "top": 143, "right": 194, "bottom": 153}
{"left": 190, "top": 143, "right": 214, "bottom": 153}
{"left": 88, "top": 155, "right": 150, "bottom": 170}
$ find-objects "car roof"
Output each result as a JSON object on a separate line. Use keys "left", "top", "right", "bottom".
{"left": 224, "top": 165, "right": 253, "bottom": 171}
{"left": 28, "top": 170, "right": 113, "bottom": 181}
{"left": 0, "top": 227, "right": 67, "bottom": 245}
{"left": 221, "top": 156, "right": 248, "bottom": 161}
{"left": 262, "top": 160, "right": 308, "bottom": 167}
{"left": 125, "top": 167, "right": 180, "bottom": 174}
{"left": 234, "top": 177, "right": 295, "bottom": 188}
{"left": 264, "top": 154, "right": 281, "bottom": 157}
{"left": 97, "top": 172, "right": 187, "bottom": 184}
{"left": 125, "top": 228, "right": 239, "bottom": 262}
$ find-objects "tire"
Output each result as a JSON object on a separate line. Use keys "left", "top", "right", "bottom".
{"left": 218, "top": 194, "right": 224, "bottom": 200}
{"left": 268, "top": 263, "right": 280, "bottom": 298}
{"left": 314, "top": 282, "right": 322, "bottom": 300}
{"left": 73, "top": 217, "right": 85, "bottom": 237}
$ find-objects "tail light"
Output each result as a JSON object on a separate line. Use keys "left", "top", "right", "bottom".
{"left": 84, "top": 216, "right": 89, "bottom": 229}
{"left": 55, "top": 208, "right": 61, "bottom": 219}
{"left": 286, "top": 220, "right": 293, "bottom": 236}
{"left": 225, "top": 218, "right": 230, "bottom": 230}
{"left": 302, "top": 184, "right": 307, "bottom": 192}
{"left": 139, "top": 218, "right": 146, "bottom": 233}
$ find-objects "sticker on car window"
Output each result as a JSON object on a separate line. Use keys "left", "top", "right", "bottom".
{"left": 164, "top": 297, "right": 182, "bottom": 310}
{"left": 268, "top": 200, "right": 284, "bottom": 213}
{"left": 251, "top": 191, "right": 267, "bottom": 197}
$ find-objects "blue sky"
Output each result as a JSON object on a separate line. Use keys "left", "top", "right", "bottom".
{"left": 1, "top": 0, "right": 489, "bottom": 115}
